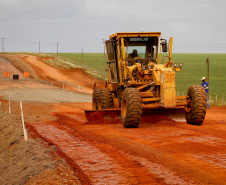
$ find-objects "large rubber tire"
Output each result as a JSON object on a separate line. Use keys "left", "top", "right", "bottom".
{"left": 185, "top": 85, "right": 207, "bottom": 125}
{"left": 121, "top": 88, "right": 142, "bottom": 128}
{"left": 98, "top": 88, "right": 113, "bottom": 110}
{"left": 92, "top": 89, "right": 100, "bottom": 110}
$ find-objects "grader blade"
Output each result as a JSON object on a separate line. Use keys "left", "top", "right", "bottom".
{"left": 85, "top": 107, "right": 185, "bottom": 122}
{"left": 142, "top": 107, "right": 186, "bottom": 122}
{"left": 85, "top": 109, "right": 121, "bottom": 121}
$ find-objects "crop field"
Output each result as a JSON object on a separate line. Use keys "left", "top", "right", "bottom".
{"left": 58, "top": 53, "right": 226, "bottom": 100}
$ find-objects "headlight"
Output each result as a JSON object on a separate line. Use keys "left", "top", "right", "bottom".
{"left": 148, "top": 65, "right": 152, "bottom": 69}
{"left": 179, "top": 63, "right": 183, "bottom": 67}
{"left": 174, "top": 63, "right": 177, "bottom": 67}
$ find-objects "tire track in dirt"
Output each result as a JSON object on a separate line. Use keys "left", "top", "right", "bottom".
{"left": 28, "top": 122, "right": 129, "bottom": 184}
{"left": 28, "top": 109, "right": 226, "bottom": 185}
{"left": 41, "top": 109, "right": 226, "bottom": 185}
{"left": 28, "top": 119, "right": 196, "bottom": 185}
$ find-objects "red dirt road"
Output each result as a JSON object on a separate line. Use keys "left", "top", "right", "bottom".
{"left": 2, "top": 54, "right": 226, "bottom": 184}
{"left": 0, "top": 57, "right": 24, "bottom": 79}
{"left": 27, "top": 103, "right": 226, "bottom": 185}
{"left": 17, "top": 54, "right": 105, "bottom": 94}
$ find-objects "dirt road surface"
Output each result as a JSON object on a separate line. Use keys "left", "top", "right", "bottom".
{"left": 17, "top": 54, "right": 105, "bottom": 94}
{"left": 0, "top": 57, "right": 24, "bottom": 79}
{"left": 1, "top": 54, "right": 226, "bottom": 185}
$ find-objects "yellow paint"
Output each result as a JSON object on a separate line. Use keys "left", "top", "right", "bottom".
{"left": 105, "top": 32, "right": 185, "bottom": 109}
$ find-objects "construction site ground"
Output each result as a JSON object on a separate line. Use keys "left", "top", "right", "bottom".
{"left": 0, "top": 54, "right": 226, "bottom": 185}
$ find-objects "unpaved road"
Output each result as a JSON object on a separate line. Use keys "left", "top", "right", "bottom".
{"left": 17, "top": 54, "right": 105, "bottom": 94}
{"left": 1, "top": 54, "right": 226, "bottom": 185}
{"left": 0, "top": 57, "right": 24, "bottom": 79}
{"left": 0, "top": 81, "right": 91, "bottom": 103}
{"left": 27, "top": 104, "right": 226, "bottom": 185}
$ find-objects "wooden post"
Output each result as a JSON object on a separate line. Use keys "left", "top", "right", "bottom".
{"left": 81, "top": 48, "right": 83, "bottom": 68}
{"left": 57, "top": 43, "right": 59, "bottom": 57}
{"left": 103, "top": 39, "right": 105, "bottom": 57}
{"left": 20, "top": 102, "right": 28, "bottom": 141}
{"left": 2, "top": 38, "right": 5, "bottom": 53}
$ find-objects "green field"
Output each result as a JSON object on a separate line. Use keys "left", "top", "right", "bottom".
{"left": 58, "top": 53, "right": 226, "bottom": 101}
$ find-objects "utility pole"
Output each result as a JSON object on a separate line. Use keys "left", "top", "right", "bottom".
{"left": 39, "top": 41, "right": 41, "bottom": 53}
{"left": 2, "top": 38, "right": 5, "bottom": 53}
{"left": 57, "top": 43, "right": 59, "bottom": 57}
{"left": 206, "top": 58, "right": 210, "bottom": 100}
{"left": 81, "top": 48, "right": 83, "bottom": 68}
{"left": 103, "top": 39, "right": 105, "bottom": 56}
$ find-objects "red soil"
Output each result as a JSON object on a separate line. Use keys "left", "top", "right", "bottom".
{"left": 6, "top": 54, "right": 226, "bottom": 184}
{"left": 18, "top": 54, "right": 105, "bottom": 94}
{"left": 25, "top": 101, "right": 226, "bottom": 185}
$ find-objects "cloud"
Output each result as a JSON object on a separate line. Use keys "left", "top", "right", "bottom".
{"left": 0, "top": 0, "right": 225, "bottom": 53}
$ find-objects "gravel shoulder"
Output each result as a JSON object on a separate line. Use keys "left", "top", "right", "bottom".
{"left": 0, "top": 81, "right": 91, "bottom": 103}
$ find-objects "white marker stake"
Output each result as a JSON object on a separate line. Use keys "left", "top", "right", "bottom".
{"left": 20, "top": 101, "right": 28, "bottom": 141}
{"left": 9, "top": 95, "right": 11, "bottom": 113}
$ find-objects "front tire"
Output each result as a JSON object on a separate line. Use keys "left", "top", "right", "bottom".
{"left": 121, "top": 88, "right": 142, "bottom": 128}
{"left": 92, "top": 89, "right": 100, "bottom": 110}
{"left": 185, "top": 85, "right": 207, "bottom": 125}
{"left": 98, "top": 88, "right": 113, "bottom": 110}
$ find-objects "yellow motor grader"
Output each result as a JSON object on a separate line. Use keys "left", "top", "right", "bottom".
{"left": 85, "top": 32, "right": 207, "bottom": 128}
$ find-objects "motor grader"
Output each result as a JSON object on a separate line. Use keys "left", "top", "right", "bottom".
{"left": 85, "top": 32, "right": 207, "bottom": 128}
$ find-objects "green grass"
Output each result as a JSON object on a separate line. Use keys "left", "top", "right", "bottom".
{"left": 58, "top": 53, "right": 226, "bottom": 99}
{"left": 172, "top": 53, "right": 226, "bottom": 97}
{"left": 59, "top": 53, "right": 107, "bottom": 71}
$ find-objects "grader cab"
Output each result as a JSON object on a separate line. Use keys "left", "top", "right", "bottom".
{"left": 86, "top": 32, "right": 207, "bottom": 128}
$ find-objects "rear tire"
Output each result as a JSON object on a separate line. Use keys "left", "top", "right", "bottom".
{"left": 98, "top": 88, "right": 113, "bottom": 110}
{"left": 92, "top": 89, "right": 100, "bottom": 110}
{"left": 121, "top": 88, "right": 142, "bottom": 128}
{"left": 185, "top": 85, "right": 207, "bottom": 125}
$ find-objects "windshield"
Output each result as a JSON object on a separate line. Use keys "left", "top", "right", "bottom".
{"left": 122, "top": 37, "right": 158, "bottom": 60}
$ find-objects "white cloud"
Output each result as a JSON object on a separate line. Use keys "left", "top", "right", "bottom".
{"left": 0, "top": 0, "right": 225, "bottom": 53}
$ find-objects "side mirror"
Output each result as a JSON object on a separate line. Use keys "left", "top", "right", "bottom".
{"left": 161, "top": 40, "right": 168, "bottom": 52}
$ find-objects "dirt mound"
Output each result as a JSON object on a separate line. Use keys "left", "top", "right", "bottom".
{"left": 0, "top": 54, "right": 39, "bottom": 79}
{"left": 58, "top": 67, "right": 105, "bottom": 89}
{"left": 17, "top": 54, "right": 105, "bottom": 94}
{"left": 0, "top": 99, "right": 80, "bottom": 185}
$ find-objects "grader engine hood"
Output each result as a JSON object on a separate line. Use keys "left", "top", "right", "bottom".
{"left": 159, "top": 69, "right": 176, "bottom": 107}
{"left": 126, "top": 63, "right": 177, "bottom": 108}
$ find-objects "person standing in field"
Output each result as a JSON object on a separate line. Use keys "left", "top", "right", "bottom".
{"left": 201, "top": 77, "right": 210, "bottom": 109}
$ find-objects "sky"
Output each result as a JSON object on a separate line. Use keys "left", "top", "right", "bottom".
{"left": 0, "top": 0, "right": 226, "bottom": 53}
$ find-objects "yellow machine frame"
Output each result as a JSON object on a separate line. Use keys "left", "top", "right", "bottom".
{"left": 86, "top": 32, "right": 207, "bottom": 128}
{"left": 105, "top": 32, "right": 186, "bottom": 109}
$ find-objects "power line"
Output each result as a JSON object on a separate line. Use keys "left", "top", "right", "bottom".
{"left": 60, "top": 38, "right": 103, "bottom": 44}
{"left": 3, "top": 37, "right": 104, "bottom": 44}
{"left": 174, "top": 44, "right": 226, "bottom": 47}
{"left": 2, "top": 38, "right": 5, "bottom": 53}
{"left": 3, "top": 37, "right": 226, "bottom": 47}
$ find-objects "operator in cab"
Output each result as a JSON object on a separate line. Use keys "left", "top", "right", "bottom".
{"left": 127, "top": 49, "right": 138, "bottom": 59}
